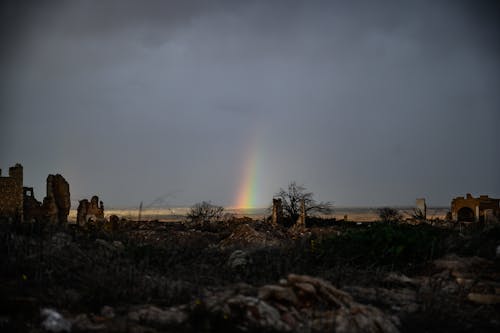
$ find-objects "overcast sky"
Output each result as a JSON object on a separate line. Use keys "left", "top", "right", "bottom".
{"left": 1, "top": 0, "right": 499, "bottom": 208}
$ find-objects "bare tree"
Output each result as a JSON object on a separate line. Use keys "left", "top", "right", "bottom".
{"left": 274, "top": 182, "right": 333, "bottom": 225}
{"left": 378, "top": 207, "right": 402, "bottom": 224}
{"left": 187, "top": 201, "right": 224, "bottom": 222}
{"left": 411, "top": 208, "right": 426, "bottom": 221}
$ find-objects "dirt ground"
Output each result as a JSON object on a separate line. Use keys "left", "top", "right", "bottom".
{"left": 0, "top": 217, "right": 499, "bottom": 332}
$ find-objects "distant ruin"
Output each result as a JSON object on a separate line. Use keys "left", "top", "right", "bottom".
{"left": 0, "top": 163, "right": 70, "bottom": 223}
{"left": 77, "top": 195, "right": 105, "bottom": 225}
{"left": 0, "top": 164, "right": 23, "bottom": 221}
{"left": 296, "top": 198, "right": 306, "bottom": 227}
{"left": 416, "top": 198, "right": 426, "bottom": 219}
{"left": 451, "top": 194, "right": 500, "bottom": 223}
{"left": 45, "top": 174, "right": 71, "bottom": 224}
{"left": 271, "top": 198, "right": 283, "bottom": 225}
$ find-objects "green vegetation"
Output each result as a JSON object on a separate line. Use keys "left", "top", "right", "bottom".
{"left": 315, "top": 223, "right": 449, "bottom": 270}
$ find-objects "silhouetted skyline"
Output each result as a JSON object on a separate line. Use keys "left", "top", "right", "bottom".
{"left": 1, "top": 0, "right": 499, "bottom": 208}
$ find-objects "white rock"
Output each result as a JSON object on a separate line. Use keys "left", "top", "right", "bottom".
{"left": 40, "top": 308, "right": 71, "bottom": 332}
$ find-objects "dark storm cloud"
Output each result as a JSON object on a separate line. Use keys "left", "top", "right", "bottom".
{"left": 1, "top": 0, "right": 499, "bottom": 207}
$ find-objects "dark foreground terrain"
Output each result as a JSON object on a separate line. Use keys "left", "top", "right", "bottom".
{"left": 1, "top": 218, "right": 499, "bottom": 332}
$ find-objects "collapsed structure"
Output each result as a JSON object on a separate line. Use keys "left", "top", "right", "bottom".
{"left": 0, "top": 164, "right": 23, "bottom": 221}
{"left": 271, "top": 198, "right": 283, "bottom": 225}
{"left": 0, "top": 164, "right": 70, "bottom": 223}
{"left": 76, "top": 195, "right": 105, "bottom": 225}
{"left": 415, "top": 198, "right": 426, "bottom": 219}
{"left": 451, "top": 193, "right": 500, "bottom": 223}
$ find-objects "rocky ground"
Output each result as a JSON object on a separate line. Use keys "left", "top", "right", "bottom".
{"left": 0, "top": 219, "right": 499, "bottom": 332}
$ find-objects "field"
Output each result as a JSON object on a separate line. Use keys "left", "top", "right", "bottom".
{"left": 68, "top": 206, "right": 450, "bottom": 223}
{"left": 1, "top": 215, "right": 499, "bottom": 332}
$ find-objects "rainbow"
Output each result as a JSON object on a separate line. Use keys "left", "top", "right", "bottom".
{"left": 235, "top": 138, "right": 261, "bottom": 209}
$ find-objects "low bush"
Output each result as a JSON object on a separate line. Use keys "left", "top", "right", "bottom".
{"left": 315, "top": 223, "right": 449, "bottom": 270}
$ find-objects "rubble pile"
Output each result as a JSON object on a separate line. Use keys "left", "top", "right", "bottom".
{"left": 48, "top": 274, "right": 399, "bottom": 333}
{"left": 218, "top": 223, "right": 283, "bottom": 249}
{"left": 344, "top": 254, "right": 500, "bottom": 329}
{"left": 431, "top": 254, "right": 500, "bottom": 305}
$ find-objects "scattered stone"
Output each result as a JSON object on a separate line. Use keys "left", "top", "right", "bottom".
{"left": 121, "top": 274, "right": 400, "bottom": 332}
{"left": 95, "top": 238, "right": 114, "bottom": 251}
{"left": 41, "top": 308, "right": 71, "bottom": 333}
{"left": 100, "top": 306, "right": 115, "bottom": 319}
{"left": 258, "top": 285, "right": 299, "bottom": 305}
{"left": 227, "top": 250, "right": 250, "bottom": 270}
{"left": 293, "top": 282, "right": 316, "bottom": 296}
{"left": 72, "top": 313, "right": 106, "bottom": 332}
{"left": 287, "top": 273, "right": 354, "bottom": 307}
{"left": 112, "top": 240, "right": 125, "bottom": 252}
{"left": 219, "top": 224, "right": 281, "bottom": 248}
{"left": 225, "top": 295, "right": 291, "bottom": 332}
{"left": 128, "top": 305, "right": 188, "bottom": 328}
{"left": 51, "top": 232, "right": 72, "bottom": 250}
{"left": 433, "top": 254, "right": 493, "bottom": 283}
{"left": 345, "top": 286, "right": 419, "bottom": 314}
{"left": 383, "top": 273, "right": 420, "bottom": 287}
{"left": 467, "top": 293, "right": 500, "bottom": 305}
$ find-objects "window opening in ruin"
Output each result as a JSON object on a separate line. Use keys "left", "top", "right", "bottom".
{"left": 457, "top": 207, "right": 474, "bottom": 222}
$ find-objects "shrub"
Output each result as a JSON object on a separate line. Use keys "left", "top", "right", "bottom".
{"left": 186, "top": 201, "right": 224, "bottom": 222}
{"left": 316, "top": 223, "right": 449, "bottom": 270}
{"left": 378, "top": 207, "right": 403, "bottom": 223}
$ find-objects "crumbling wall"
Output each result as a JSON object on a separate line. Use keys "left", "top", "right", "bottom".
{"left": 297, "top": 198, "right": 306, "bottom": 227}
{"left": 290, "top": 198, "right": 307, "bottom": 233}
{"left": 0, "top": 164, "right": 71, "bottom": 223}
{"left": 451, "top": 193, "right": 500, "bottom": 222}
{"left": 23, "top": 187, "right": 44, "bottom": 222}
{"left": 77, "top": 195, "right": 105, "bottom": 225}
{"left": 416, "top": 198, "right": 426, "bottom": 219}
{"left": 45, "top": 174, "right": 71, "bottom": 224}
{"left": 0, "top": 164, "right": 24, "bottom": 221}
{"left": 271, "top": 198, "right": 283, "bottom": 225}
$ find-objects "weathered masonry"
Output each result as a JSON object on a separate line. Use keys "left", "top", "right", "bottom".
{"left": 77, "top": 195, "right": 105, "bottom": 225}
{"left": 415, "top": 198, "right": 426, "bottom": 219}
{"left": 0, "top": 163, "right": 70, "bottom": 223}
{"left": 0, "top": 164, "right": 24, "bottom": 221}
{"left": 451, "top": 193, "right": 500, "bottom": 223}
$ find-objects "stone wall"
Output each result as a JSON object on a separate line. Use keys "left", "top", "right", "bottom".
{"left": 77, "top": 195, "right": 105, "bottom": 225}
{"left": 296, "top": 198, "right": 306, "bottom": 227}
{"left": 23, "top": 187, "right": 44, "bottom": 222}
{"left": 271, "top": 198, "right": 283, "bottom": 225}
{"left": 451, "top": 193, "right": 500, "bottom": 222}
{"left": 0, "top": 164, "right": 23, "bottom": 221}
{"left": 0, "top": 164, "right": 71, "bottom": 223}
{"left": 45, "top": 174, "right": 71, "bottom": 224}
{"left": 416, "top": 198, "right": 426, "bottom": 219}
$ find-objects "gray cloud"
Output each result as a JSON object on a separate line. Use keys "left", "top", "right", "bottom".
{"left": 1, "top": 0, "right": 499, "bottom": 208}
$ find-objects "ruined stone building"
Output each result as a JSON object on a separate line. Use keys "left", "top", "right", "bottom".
{"left": 23, "top": 187, "right": 44, "bottom": 222}
{"left": 415, "top": 198, "right": 426, "bottom": 219}
{"left": 77, "top": 195, "right": 105, "bottom": 225}
{"left": 0, "top": 164, "right": 23, "bottom": 221}
{"left": 271, "top": 198, "right": 283, "bottom": 225}
{"left": 451, "top": 193, "right": 500, "bottom": 223}
{"left": 45, "top": 174, "right": 71, "bottom": 224}
{"left": 0, "top": 164, "right": 70, "bottom": 223}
